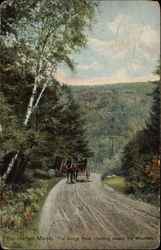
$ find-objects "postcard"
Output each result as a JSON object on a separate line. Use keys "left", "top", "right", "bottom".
{"left": 0, "top": 0, "right": 160, "bottom": 249}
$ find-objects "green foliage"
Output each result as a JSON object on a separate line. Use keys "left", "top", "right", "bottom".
{"left": 72, "top": 82, "right": 155, "bottom": 173}
{"left": 121, "top": 81, "right": 160, "bottom": 197}
{"left": 1, "top": 0, "right": 37, "bottom": 36}
{"left": 0, "top": 178, "right": 58, "bottom": 228}
{"left": 104, "top": 176, "right": 129, "bottom": 194}
{"left": 1, "top": 0, "right": 98, "bottom": 81}
{"left": 0, "top": 92, "right": 27, "bottom": 157}
{"left": 1, "top": 176, "right": 63, "bottom": 248}
{"left": 0, "top": 45, "right": 34, "bottom": 118}
{"left": 101, "top": 157, "right": 122, "bottom": 179}
{"left": 33, "top": 169, "right": 53, "bottom": 179}
{"left": 20, "top": 83, "right": 91, "bottom": 171}
{"left": 1, "top": 0, "right": 98, "bottom": 181}
{"left": 0, "top": 81, "right": 90, "bottom": 179}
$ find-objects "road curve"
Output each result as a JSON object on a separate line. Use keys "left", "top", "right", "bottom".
{"left": 38, "top": 173, "right": 160, "bottom": 249}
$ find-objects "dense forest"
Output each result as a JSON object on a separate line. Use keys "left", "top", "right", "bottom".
{"left": 121, "top": 80, "right": 160, "bottom": 202}
{"left": 72, "top": 82, "right": 155, "bottom": 174}
{"left": 0, "top": 1, "right": 159, "bottom": 247}
{"left": 72, "top": 79, "right": 160, "bottom": 204}
{"left": 0, "top": 0, "right": 97, "bottom": 183}
{"left": 0, "top": 0, "right": 98, "bottom": 244}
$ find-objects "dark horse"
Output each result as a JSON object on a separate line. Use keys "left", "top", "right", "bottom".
{"left": 66, "top": 162, "right": 80, "bottom": 183}
{"left": 66, "top": 158, "right": 73, "bottom": 183}
{"left": 66, "top": 158, "right": 89, "bottom": 183}
{"left": 72, "top": 163, "right": 80, "bottom": 182}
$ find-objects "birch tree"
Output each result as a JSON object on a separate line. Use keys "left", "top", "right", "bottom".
{"left": 1, "top": 0, "right": 98, "bottom": 181}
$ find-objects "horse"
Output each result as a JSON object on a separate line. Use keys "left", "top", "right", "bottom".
{"left": 66, "top": 162, "right": 80, "bottom": 183}
{"left": 72, "top": 162, "right": 90, "bottom": 182}
{"left": 71, "top": 163, "right": 80, "bottom": 182}
{"left": 66, "top": 161, "right": 89, "bottom": 183}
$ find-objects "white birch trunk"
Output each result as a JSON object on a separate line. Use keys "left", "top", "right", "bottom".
{"left": 2, "top": 80, "right": 38, "bottom": 181}
{"left": 2, "top": 150, "right": 19, "bottom": 181}
{"left": 33, "top": 65, "right": 55, "bottom": 110}
{"left": 33, "top": 82, "right": 47, "bottom": 110}
{"left": 2, "top": 65, "right": 55, "bottom": 182}
{"left": 2, "top": 79, "right": 38, "bottom": 181}
{"left": 24, "top": 80, "right": 38, "bottom": 126}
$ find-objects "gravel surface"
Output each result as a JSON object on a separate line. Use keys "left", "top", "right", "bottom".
{"left": 38, "top": 173, "right": 160, "bottom": 249}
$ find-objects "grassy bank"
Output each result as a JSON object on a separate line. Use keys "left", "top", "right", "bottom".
{"left": 1, "top": 176, "right": 63, "bottom": 249}
{"left": 104, "top": 176, "right": 129, "bottom": 194}
{"left": 104, "top": 176, "right": 160, "bottom": 207}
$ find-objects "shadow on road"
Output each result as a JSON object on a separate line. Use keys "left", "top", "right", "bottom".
{"left": 76, "top": 179, "right": 92, "bottom": 183}
{"left": 66, "top": 180, "right": 92, "bottom": 184}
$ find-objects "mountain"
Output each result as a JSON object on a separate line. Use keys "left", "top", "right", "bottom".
{"left": 71, "top": 82, "right": 155, "bottom": 175}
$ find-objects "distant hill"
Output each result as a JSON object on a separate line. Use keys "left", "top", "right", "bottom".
{"left": 71, "top": 82, "right": 155, "bottom": 174}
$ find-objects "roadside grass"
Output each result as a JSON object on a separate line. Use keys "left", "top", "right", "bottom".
{"left": 104, "top": 176, "right": 160, "bottom": 206}
{"left": 2, "top": 176, "right": 63, "bottom": 249}
{"left": 104, "top": 176, "right": 129, "bottom": 194}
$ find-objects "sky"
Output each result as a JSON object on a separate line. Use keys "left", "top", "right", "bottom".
{"left": 55, "top": 0, "right": 160, "bottom": 86}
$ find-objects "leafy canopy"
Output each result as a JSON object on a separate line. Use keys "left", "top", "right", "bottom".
{"left": 2, "top": 0, "right": 98, "bottom": 80}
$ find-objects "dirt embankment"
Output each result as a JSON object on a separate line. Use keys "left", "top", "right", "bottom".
{"left": 38, "top": 173, "right": 160, "bottom": 249}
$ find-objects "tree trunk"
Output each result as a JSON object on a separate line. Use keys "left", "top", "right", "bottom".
{"left": 2, "top": 81, "right": 38, "bottom": 181}
{"left": 59, "top": 155, "right": 68, "bottom": 174}
{"left": 2, "top": 65, "right": 55, "bottom": 182}
{"left": 24, "top": 81, "right": 38, "bottom": 126}
{"left": 59, "top": 160, "right": 64, "bottom": 174}
{"left": 2, "top": 82, "right": 38, "bottom": 181}
{"left": 2, "top": 150, "right": 19, "bottom": 181}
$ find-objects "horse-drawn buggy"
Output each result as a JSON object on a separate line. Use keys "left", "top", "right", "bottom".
{"left": 66, "top": 157, "right": 90, "bottom": 183}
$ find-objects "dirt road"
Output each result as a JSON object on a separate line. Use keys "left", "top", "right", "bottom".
{"left": 38, "top": 173, "right": 160, "bottom": 249}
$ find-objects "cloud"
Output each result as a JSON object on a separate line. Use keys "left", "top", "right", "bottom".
{"left": 88, "top": 37, "right": 107, "bottom": 52}
{"left": 88, "top": 15, "right": 160, "bottom": 60}
{"left": 55, "top": 69, "right": 159, "bottom": 86}
{"left": 108, "top": 14, "right": 133, "bottom": 39}
{"left": 126, "top": 59, "right": 144, "bottom": 71}
{"left": 136, "top": 26, "right": 159, "bottom": 58}
{"left": 80, "top": 61, "right": 104, "bottom": 71}
{"left": 55, "top": 13, "right": 159, "bottom": 86}
{"left": 54, "top": 70, "right": 66, "bottom": 82}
